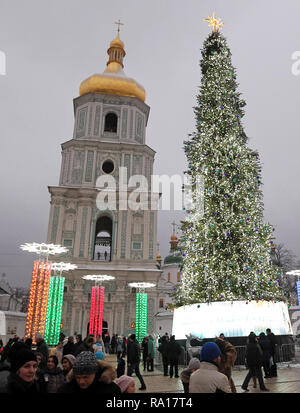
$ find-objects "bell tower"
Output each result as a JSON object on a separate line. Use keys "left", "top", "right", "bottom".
{"left": 46, "top": 27, "right": 161, "bottom": 336}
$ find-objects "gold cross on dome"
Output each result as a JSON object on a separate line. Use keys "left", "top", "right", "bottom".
{"left": 204, "top": 12, "right": 224, "bottom": 32}
{"left": 115, "top": 19, "right": 124, "bottom": 34}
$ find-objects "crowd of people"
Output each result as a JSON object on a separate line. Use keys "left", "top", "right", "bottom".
{"left": 0, "top": 328, "right": 278, "bottom": 393}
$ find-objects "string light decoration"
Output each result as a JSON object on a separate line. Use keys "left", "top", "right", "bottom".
{"left": 25, "top": 261, "right": 51, "bottom": 341}
{"left": 128, "top": 282, "right": 156, "bottom": 343}
{"left": 44, "top": 263, "right": 77, "bottom": 346}
{"left": 82, "top": 275, "right": 115, "bottom": 338}
{"left": 21, "top": 243, "right": 68, "bottom": 343}
{"left": 174, "top": 19, "right": 285, "bottom": 306}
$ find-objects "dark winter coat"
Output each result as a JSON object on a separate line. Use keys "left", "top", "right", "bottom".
{"left": 0, "top": 372, "right": 42, "bottom": 393}
{"left": 245, "top": 342, "right": 263, "bottom": 369}
{"left": 73, "top": 340, "right": 86, "bottom": 357}
{"left": 158, "top": 337, "right": 169, "bottom": 358}
{"left": 258, "top": 336, "right": 272, "bottom": 362}
{"left": 166, "top": 338, "right": 181, "bottom": 363}
{"left": 63, "top": 342, "right": 76, "bottom": 356}
{"left": 267, "top": 333, "right": 276, "bottom": 357}
{"left": 142, "top": 338, "right": 148, "bottom": 360}
{"left": 43, "top": 366, "right": 65, "bottom": 393}
{"left": 126, "top": 339, "right": 141, "bottom": 364}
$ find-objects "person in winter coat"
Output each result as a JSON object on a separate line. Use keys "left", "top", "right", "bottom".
{"left": 62, "top": 354, "right": 76, "bottom": 382}
{"left": 0, "top": 342, "right": 42, "bottom": 393}
{"left": 115, "top": 375, "right": 135, "bottom": 393}
{"left": 52, "top": 342, "right": 64, "bottom": 368}
{"left": 63, "top": 336, "right": 76, "bottom": 356}
{"left": 57, "top": 351, "right": 121, "bottom": 394}
{"left": 266, "top": 328, "right": 277, "bottom": 377}
{"left": 104, "top": 333, "right": 111, "bottom": 354}
{"left": 141, "top": 337, "right": 149, "bottom": 371}
{"left": 126, "top": 334, "right": 146, "bottom": 390}
{"left": 189, "top": 342, "right": 231, "bottom": 393}
{"left": 180, "top": 357, "right": 200, "bottom": 393}
{"left": 215, "top": 337, "right": 237, "bottom": 393}
{"left": 167, "top": 335, "right": 181, "bottom": 378}
{"left": 74, "top": 334, "right": 86, "bottom": 356}
{"left": 116, "top": 335, "right": 124, "bottom": 358}
{"left": 110, "top": 334, "right": 117, "bottom": 354}
{"left": 158, "top": 335, "right": 169, "bottom": 376}
{"left": 44, "top": 355, "right": 65, "bottom": 393}
{"left": 147, "top": 335, "right": 155, "bottom": 372}
{"left": 258, "top": 332, "right": 272, "bottom": 378}
{"left": 35, "top": 334, "right": 49, "bottom": 362}
{"left": 241, "top": 333, "right": 269, "bottom": 392}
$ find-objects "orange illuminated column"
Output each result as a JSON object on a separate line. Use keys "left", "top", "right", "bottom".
{"left": 25, "top": 261, "right": 51, "bottom": 342}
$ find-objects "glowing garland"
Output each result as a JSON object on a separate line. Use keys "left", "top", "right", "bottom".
{"left": 44, "top": 276, "right": 65, "bottom": 346}
{"left": 25, "top": 261, "right": 51, "bottom": 342}
{"left": 136, "top": 293, "right": 148, "bottom": 343}
{"left": 89, "top": 286, "right": 105, "bottom": 338}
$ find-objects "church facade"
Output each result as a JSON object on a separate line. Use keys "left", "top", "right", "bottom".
{"left": 46, "top": 30, "right": 163, "bottom": 337}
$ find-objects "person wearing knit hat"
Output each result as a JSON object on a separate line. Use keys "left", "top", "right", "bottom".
{"left": 180, "top": 358, "right": 200, "bottom": 393}
{"left": 57, "top": 351, "right": 121, "bottom": 394}
{"left": 189, "top": 342, "right": 231, "bottom": 393}
{"left": 0, "top": 343, "right": 41, "bottom": 393}
{"left": 115, "top": 375, "right": 135, "bottom": 393}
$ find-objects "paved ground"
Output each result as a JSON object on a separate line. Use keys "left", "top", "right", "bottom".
{"left": 105, "top": 355, "right": 300, "bottom": 393}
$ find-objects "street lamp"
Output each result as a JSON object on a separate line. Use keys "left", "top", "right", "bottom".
{"left": 128, "top": 282, "right": 156, "bottom": 343}
{"left": 20, "top": 242, "right": 68, "bottom": 342}
{"left": 82, "top": 275, "right": 115, "bottom": 339}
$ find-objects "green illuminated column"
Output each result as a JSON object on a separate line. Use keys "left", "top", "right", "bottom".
{"left": 44, "top": 276, "right": 65, "bottom": 346}
{"left": 136, "top": 292, "right": 147, "bottom": 343}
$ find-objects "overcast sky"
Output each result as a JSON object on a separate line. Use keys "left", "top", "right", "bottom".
{"left": 1, "top": 0, "right": 300, "bottom": 288}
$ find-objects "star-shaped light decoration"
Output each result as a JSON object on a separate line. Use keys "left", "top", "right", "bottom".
{"left": 204, "top": 12, "right": 224, "bottom": 32}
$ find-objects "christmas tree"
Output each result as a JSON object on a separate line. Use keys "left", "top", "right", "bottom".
{"left": 175, "top": 14, "right": 285, "bottom": 306}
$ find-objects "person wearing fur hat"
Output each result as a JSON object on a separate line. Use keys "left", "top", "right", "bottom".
{"left": 180, "top": 357, "right": 201, "bottom": 393}
{"left": 189, "top": 342, "right": 232, "bottom": 393}
{"left": 57, "top": 351, "right": 121, "bottom": 394}
{"left": 0, "top": 342, "right": 42, "bottom": 393}
{"left": 115, "top": 375, "right": 135, "bottom": 393}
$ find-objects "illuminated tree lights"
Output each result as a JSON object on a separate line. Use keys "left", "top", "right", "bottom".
{"left": 136, "top": 293, "right": 148, "bottom": 343}
{"left": 44, "top": 276, "right": 65, "bottom": 346}
{"left": 89, "top": 286, "right": 104, "bottom": 338}
{"left": 25, "top": 261, "right": 51, "bottom": 342}
{"left": 175, "top": 28, "right": 285, "bottom": 306}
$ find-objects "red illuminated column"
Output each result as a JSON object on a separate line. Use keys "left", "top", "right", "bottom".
{"left": 89, "top": 286, "right": 104, "bottom": 338}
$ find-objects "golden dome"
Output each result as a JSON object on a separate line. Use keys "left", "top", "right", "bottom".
{"left": 79, "top": 32, "right": 146, "bottom": 102}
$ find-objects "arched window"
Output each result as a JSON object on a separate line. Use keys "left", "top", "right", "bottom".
{"left": 93, "top": 215, "right": 113, "bottom": 261}
{"left": 104, "top": 113, "right": 118, "bottom": 133}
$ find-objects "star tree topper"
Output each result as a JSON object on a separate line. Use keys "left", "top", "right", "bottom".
{"left": 204, "top": 12, "right": 224, "bottom": 32}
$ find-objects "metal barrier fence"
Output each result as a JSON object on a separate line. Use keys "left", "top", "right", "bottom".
{"left": 155, "top": 343, "right": 299, "bottom": 368}
{"left": 234, "top": 344, "right": 297, "bottom": 367}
